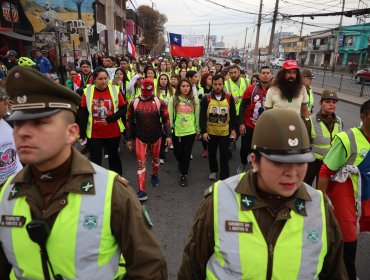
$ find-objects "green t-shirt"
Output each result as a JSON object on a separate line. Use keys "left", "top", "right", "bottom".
{"left": 168, "top": 96, "right": 200, "bottom": 137}
{"left": 323, "top": 136, "right": 347, "bottom": 171}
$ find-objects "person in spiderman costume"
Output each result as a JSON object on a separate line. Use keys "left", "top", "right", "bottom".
{"left": 126, "top": 78, "right": 172, "bottom": 201}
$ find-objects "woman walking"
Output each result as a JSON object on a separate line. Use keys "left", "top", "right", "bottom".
{"left": 79, "top": 67, "right": 126, "bottom": 175}
{"left": 168, "top": 79, "right": 200, "bottom": 186}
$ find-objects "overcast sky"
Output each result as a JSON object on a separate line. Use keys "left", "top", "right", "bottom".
{"left": 128, "top": 0, "right": 366, "bottom": 49}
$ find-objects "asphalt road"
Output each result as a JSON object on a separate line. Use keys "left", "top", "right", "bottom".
{"left": 101, "top": 92, "right": 369, "bottom": 279}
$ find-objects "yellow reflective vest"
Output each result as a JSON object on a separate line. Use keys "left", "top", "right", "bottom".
{"left": 0, "top": 164, "right": 126, "bottom": 279}
{"left": 224, "top": 78, "right": 250, "bottom": 115}
{"left": 206, "top": 174, "right": 328, "bottom": 279}
{"left": 84, "top": 84, "right": 125, "bottom": 138}
{"left": 307, "top": 86, "right": 315, "bottom": 112}
{"left": 310, "top": 114, "right": 343, "bottom": 160}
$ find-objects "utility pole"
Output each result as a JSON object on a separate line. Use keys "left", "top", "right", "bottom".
{"left": 332, "top": 0, "right": 345, "bottom": 72}
{"left": 266, "top": 0, "right": 280, "bottom": 66}
{"left": 207, "top": 22, "right": 211, "bottom": 55}
{"left": 253, "top": 0, "right": 263, "bottom": 72}
{"left": 299, "top": 16, "right": 305, "bottom": 66}
{"left": 243, "top": 27, "right": 248, "bottom": 69}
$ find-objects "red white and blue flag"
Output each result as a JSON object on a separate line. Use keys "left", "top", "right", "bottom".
{"left": 169, "top": 33, "right": 204, "bottom": 58}
{"left": 127, "top": 35, "right": 137, "bottom": 58}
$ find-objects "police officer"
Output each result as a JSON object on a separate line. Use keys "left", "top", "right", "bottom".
{"left": 0, "top": 66, "right": 167, "bottom": 279}
{"left": 302, "top": 69, "right": 315, "bottom": 113}
{"left": 178, "top": 109, "right": 348, "bottom": 279}
{"left": 304, "top": 89, "right": 343, "bottom": 186}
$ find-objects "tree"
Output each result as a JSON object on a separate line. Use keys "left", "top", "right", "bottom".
{"left": 137, "top": 5, "right": 167, "bottom": 51}
{"left": 72, "top": 0, "right": 85, "bottom": 20}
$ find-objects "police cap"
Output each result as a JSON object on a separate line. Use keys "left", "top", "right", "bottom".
{"left": 321, "top": 89, "right": 338, "bottom": 101}
{"left": 251, "top": 109, "right": 315, "bottom": 163}
{"left": 6, "top": 66, "right": 80, "bottom": 121}
{"left": 302, "top": 69, "right": 314, "bottom": 79}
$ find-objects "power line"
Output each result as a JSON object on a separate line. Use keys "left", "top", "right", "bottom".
{"left": 281, "top": 8, "right": 370, "bottom": 18}
{"left": 202, "top": 0, "right": 267, "bottom": 16}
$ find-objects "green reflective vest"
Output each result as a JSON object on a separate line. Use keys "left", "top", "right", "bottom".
{"left": 311, "top": 114, "right": 343, "bottom": 160}
{"left": 206, "top": 174, "right": 328, "bottom": 279}
{"left": 84, "top": 84, "right": 125, "bottom": 138}
{"left": 0, "top": 164, "right": 126, "bottom": 279}
{"left": 334, "top": 128, "right": 370, "bottom": 201}
{"left": 224, "top": 78, "right": 250, "bottom": 115}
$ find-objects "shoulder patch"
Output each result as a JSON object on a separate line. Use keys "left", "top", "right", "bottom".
{"left": 116, "top": 176, "right": 129, "bottom": 187}
{"left": 204, "top": 185, "right": 214, "bottom": 197}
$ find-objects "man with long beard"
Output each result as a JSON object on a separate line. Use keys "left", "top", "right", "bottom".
{"left": 265, "top": 60, "right": 310, "bottom": 118}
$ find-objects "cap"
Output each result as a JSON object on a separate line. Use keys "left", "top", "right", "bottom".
{"left": 321, "top": 89, "right": 338, "bottom": 101}
{"left": 18, "top": 57, "right": 36, "bottom": 67}
{"left": 0, "top": 87, "right": 8, "bottom": 100}
{"left": 282, "top": 60, "right": 299, "bottom": 70}
{"left": 141, "top": 78, "right": 154, "bottom": 97}
{"left": 6, "top": 66, "right": 81, "bottom": 121}
{"left": 302, "top": 69, "right": 314, "bottom": 78}
{"left": 6, "top": 50, "right": 17, "bottom": 57}
{"left": 251, "top": 109, "right": 315, "bottom": 163}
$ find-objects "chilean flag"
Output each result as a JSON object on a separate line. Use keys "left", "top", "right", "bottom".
{"left": 169, "top": 33, "right": 204, "bottom": 58}
{"left": 127, "top": 35, "right": 137, "bottom": 58}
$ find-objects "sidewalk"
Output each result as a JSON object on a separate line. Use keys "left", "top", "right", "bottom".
{"left": 312, "top": 85, "right": 368, "bottom": 107}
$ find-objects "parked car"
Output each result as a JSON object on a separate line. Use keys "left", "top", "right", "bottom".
{"left": 275, "top": 58, "right": 286, "bottom": 68}
{"left": 355, "top": 67, "right": 370, "bottom": 84}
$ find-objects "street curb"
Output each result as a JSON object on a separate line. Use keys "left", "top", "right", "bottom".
{"left": 313, "top": 91, "right": 362, "bottom": 107}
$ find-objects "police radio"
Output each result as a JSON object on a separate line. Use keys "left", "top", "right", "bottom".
{"left": 26, "top": 220, "right": 64, "bottom": 280}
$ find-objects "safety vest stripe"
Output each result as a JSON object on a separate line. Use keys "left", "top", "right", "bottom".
{"left": 75, "top": 164, "right": 119, "bottom": 276}
{"left": 347, "top": 129, "right": 358, "bottom": 166}
{"left": 297, "top": 186, "right": 327, "bottom": 278}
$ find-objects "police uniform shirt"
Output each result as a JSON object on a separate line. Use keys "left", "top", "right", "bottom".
{"left": 177, "top": 170, "right": 347, "bottom": 279}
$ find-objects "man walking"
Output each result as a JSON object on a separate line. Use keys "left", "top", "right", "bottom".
{"left": 238, "top": 66, "right": 272, "bottom": 173}
{"left": 302, "top": 69, "right": 315, "bottom": 112}
{"left": 200, "top": 74, "right": 237, "bottom": 180}
{"left": 126, "top": 78, "right": 172, "bottom": 201}
{"left": 0, "top": 66, "right": 168, "bottom": 279}
{"left": 265, "top": 60, "right": 310, "bottom": 118}
{"left": 318, "top": 99, "right": 370, "bottom": 280}
{"left": 33, "top": 49, "right": 51, "bottom": 74}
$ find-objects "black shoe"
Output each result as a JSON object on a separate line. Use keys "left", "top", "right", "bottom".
{"left": 179, "top": 175, "right": 187, "bottom": 187}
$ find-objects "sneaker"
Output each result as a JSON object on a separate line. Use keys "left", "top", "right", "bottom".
{"left": 137, "top": 191, "right": 148, "bottom": 201}
{"left": 159, "top": 159, "right": 165, "bottom": 164}
{"left": 179, "top": 175, "right": 187, "bottom": 187}
{"left": 150, "top": 174, "right": 160, "bottom": 187}
{"left": 209, "top": 172, "right": 217, "bottom": 180}
{"left": 237, "top": 164, "right": 248, "bottom": 174}
{"left": 169, "top": 143, "right": 174, "bottom": 150}
{"left": 201, "top": 150, "right": 208, "bottom": 158}
{"left": 190, "top": 154, "right": 193, "bottom": 160}
{"left": 104, "top": 154, "right": 109, "bottom": 159}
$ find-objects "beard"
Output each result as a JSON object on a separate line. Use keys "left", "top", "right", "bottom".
{"left": 278, "top": 78, "right": 301, "bottom": 100}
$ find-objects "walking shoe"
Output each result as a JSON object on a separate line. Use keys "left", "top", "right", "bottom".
{"left": 190, "top": 154, "right": 193, "bottom": 160}
{"left": 201, "top": 149, "right": 208, "bottom": 158}
{"left": 159, "top": 159, "right": 165, "bottom": 164}
{"left": 137, "top": 191, "right": 148, "bottom": 201}
{"left": 150, "top": 174, "right": 160, "bottom": 187}
{"left": 104, "top": 154, "right": 109, "bottom": 159}
{"left": 237, "top": 164, "right": 248, "bottom": 174}
{"left": 209, "top": 172, "right": 217, "bottom": 180}
{"left": 179, "top": 175, "right": 187, "bottom": 187}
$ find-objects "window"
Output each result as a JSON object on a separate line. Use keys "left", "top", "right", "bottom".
{"left": 96, "top": 3, "right": 106, "bottom": 25}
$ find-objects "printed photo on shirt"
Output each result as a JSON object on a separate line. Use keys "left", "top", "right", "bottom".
{"left": 218, "top": 107, "right": 228, "bottom": 124}
{"left": 92, "top": 98, "right": 112, "bottom": 123}
{"left": 208, "top": 106, "right": 219, "bottom": 123}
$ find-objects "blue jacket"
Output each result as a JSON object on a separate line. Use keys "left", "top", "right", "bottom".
{"left": 34, "top": 56, "right": 51, "bottom": 74}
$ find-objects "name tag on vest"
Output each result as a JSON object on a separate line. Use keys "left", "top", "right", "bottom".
{"left": 0, "top": 215, "right": 26, "bottom": 227}
{"left": 225, "top": 220, "right": 253, "bottom": 233}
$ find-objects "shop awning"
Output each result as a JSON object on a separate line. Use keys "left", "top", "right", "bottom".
{"left": 0, "top": 31, "right": 34, "bottom": 42}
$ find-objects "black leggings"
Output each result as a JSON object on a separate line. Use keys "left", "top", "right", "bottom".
{"left": 208, "top": 135, "right": 229, "bottom": 180}
{"left": 173, "top": 134, "right": 195, "bottom": 175}
{"left": 88, "top": 136, "right": 122, "bottom": 175}
{"left": 240, "top": 126, "right": 254, "bottom": 165}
